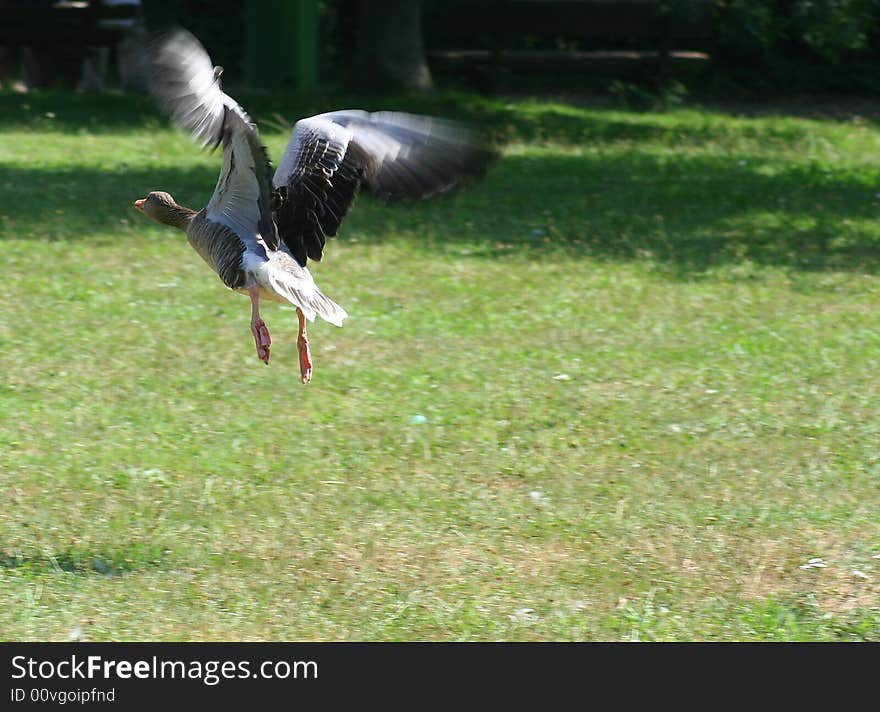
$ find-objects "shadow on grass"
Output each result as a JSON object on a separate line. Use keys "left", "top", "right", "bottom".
{"left": 6, "top": 88, "right": 877, "bottom": 144}
{"left": 425, "top": 150, "right": 880, "bottom": 274}
{"left": 0, "top": 88, "right": 658, "bottom": 144}
{"left": 0, "top": 547, "right": 166, "bottom": 576}
{"left": 2, "top": 148, "right": 879, "bottom": 274}
{"left": 3, "top": 88, "right": 879, "bottom": 274}
{"left": 0, "top": 163, "right": 217, "bottom": 241}
{"left": 0, "top": 90, "right": 160, "bottom": 133}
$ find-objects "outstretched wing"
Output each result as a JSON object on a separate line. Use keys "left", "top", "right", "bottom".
{"left": 272, "top": 110, "right": 497, "bottom": 265}
{"left": 150, "top": 28, "right": 278, "bottom": 249}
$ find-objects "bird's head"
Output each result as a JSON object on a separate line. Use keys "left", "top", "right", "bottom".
{"left": 133, "top": 191, "right": 194, "bottom": 230}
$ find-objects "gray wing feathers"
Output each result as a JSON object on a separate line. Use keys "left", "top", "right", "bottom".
{"left": 151, "top": 28, "right": 278, "bottom": 249}
{"left": 275, "top": 110, "right": 495, "bottom": 200}
{"left": 272, "top": 110, "right": 496, "bottom": 264}
{"left": 206, "top": 108, "right": 278, "bottom": 250}
{"left": 151, "top": 28, "right": 227, "bottom": 149}
{"left": 273, "top": 117, "right": 351, "bottom": 191}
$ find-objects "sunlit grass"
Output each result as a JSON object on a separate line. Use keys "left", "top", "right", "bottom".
{"left": 1, "top": 90, "right": 879, "bottom": 640}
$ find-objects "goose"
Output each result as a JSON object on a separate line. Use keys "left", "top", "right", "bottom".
{"left": 134, "top": 28, "right": 496, "bottom": 383}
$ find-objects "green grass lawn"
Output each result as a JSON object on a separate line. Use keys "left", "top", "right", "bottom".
{"left": 1, "top": 89, "right": 879, "bottom": 640}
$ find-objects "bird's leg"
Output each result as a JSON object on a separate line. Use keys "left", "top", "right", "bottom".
{"left": 296, "top": 308, "right": 312, "bottom": 384}
{"left": 248, "top": 284, "right": 271, "bottom": 364}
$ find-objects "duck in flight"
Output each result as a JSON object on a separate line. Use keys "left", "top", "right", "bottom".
{"left": 134, "top": 28, "right": 496, "bottom": 382}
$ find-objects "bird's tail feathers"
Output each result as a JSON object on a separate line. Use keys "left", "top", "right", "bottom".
{"left": 267, "top": 272, "right": 347, "bottom": 327}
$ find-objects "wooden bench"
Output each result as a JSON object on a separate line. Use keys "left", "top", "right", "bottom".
{"left": 0, "top": 1, "right": 139, "bottom": 46}
{"left": 0, "top": 0, "right": 141, "bottom": 88}
{"left": 426, "top": 0, "right": 713, "bottom": 86}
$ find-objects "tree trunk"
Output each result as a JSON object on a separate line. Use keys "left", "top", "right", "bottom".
{"left": 355, "top": 0, "right": 432, "bottom": 92}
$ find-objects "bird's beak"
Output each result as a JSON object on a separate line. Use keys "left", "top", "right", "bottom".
{"left": 133, "top": 199, "right": 145, "bottom": 212}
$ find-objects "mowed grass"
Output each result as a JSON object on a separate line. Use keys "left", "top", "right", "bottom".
{"left": 1, "top": 90, "right": 879, "bottom": 640}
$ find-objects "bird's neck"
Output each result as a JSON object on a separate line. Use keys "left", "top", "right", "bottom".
{"left": 162, "top": 204, "right": 198, "bottom": 231}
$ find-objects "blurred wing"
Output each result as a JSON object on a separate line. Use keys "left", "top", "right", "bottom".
{"left": 271, "top": 116, "right": 359, "bottom": 265}
{"left": 205, "top": 108, "right": 278, "bottom": 249}
{"left": 272, "top": 110, "right": 497, "bottom": 264}
{"left": 151, "top": 28, "right": 277, "bottom": 248}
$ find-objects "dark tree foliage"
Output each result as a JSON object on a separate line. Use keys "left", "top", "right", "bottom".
{"left": 708, "top": 0, "right": 880, "bottom": 91}
{"left": 354, "top": 0, "right": 433, "bottom": 92}
{"left": 140, "top": 0, "right": 880, "bottom": 95}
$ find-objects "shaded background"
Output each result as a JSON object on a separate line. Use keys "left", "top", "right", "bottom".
{"left": 2, "top": 0, "right": 880, "bottom": 98}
